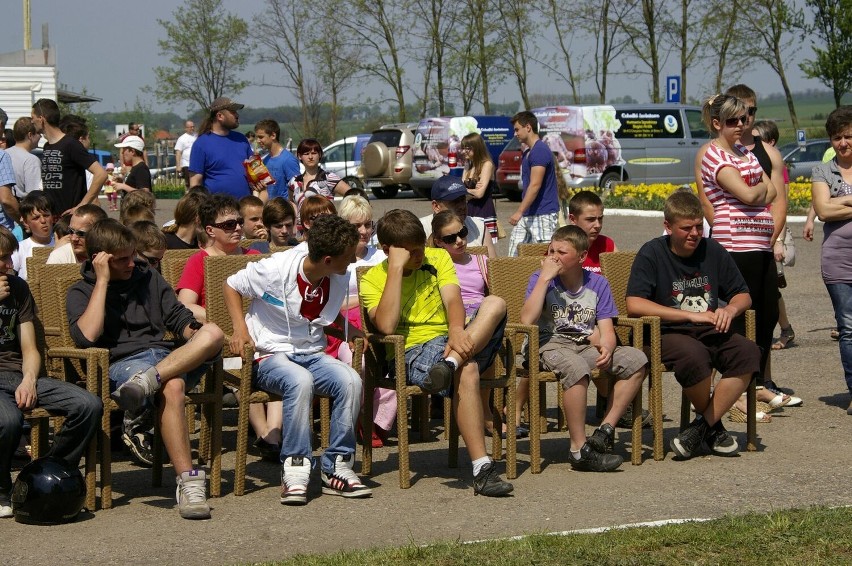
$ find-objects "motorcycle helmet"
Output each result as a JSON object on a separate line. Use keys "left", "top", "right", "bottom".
{"left": 11, "top": 456, "right": 86, "bottom": 525}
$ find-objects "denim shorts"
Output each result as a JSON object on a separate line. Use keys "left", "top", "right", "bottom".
{"left": 109, "top": 348, "right": 210, "bottom": 393}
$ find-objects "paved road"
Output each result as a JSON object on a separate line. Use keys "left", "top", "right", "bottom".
{"left": 6, "top": 194, "right": 850, "bottom": 565}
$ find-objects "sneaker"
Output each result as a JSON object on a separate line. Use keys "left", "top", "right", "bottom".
{"left": 176, "top": 469, "right": 210, "bottom": 520}
{"left": 567, "top": 442, "right": 623, "bottom": 472}
{"left": 122, "top": 430, "right": 154, "bottom": 467}
{"left": 111, "top": 367, "right": 160, "bottom": 412}
{"left": 671, "top": 417, "right": 709, "bottom": 459}
{"left": 472, "top": 462, "right": 514, "bottom": 496}
{"left": 281, "top": 456, "right": 311, "bottom": 505}
{"left": 706, "top": 422, "right": 739, "bottom": 456}
{"left": 422, "top": 360, "right": 454, "bottom": 394}
{"left": 587, "top": 423, "right": 615, "bottom": 453}
{"left": 321, "top": 455, "right": 372, "bottom": 499}
{"left": 616, "top": 405, "right": 652, "bottom": 428}
{"left": 254, "top": 438, "right": 282, "bottom": 462}
{"left": 0, "top": 490, "right": 12, "bottom": 518}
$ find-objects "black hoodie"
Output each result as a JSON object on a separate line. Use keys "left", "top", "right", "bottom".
{"left": 67, "top": 260, "right": 196, "bottom": 363}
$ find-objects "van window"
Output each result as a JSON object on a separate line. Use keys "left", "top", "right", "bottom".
{"left": 369, "top": 130, "right": 403, "bottom": 147}
{"left": 324, "top": 143, "right": 347, "bottom": 163}
{"left": 613, "top": 109, "right": 684, "bottom": 139}
{"left": 685, "top": 109, "right": 708, "bottom": 139}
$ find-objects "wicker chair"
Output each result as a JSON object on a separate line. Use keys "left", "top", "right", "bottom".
{"left": 488, "top": 256, "right": 648, "bottom": 473}
{"left": 268, "top": 244, "right": 293, "bottom": 253}
{"left": 203, "top": 253, "right": 332, "bottom": 496}
{"left": 599, "top": 251, "right": 759, "bottom": 451}
{"left": 354, "top": 266, "right": 513, "bottom": 488}
{"left": 160, "top": 249, "right": 200, "bottom": 287}
{"left": 50, "top": 269, "right": 223, "bottom": 508}
{"left": 517, "top": 243, "right": 549, "bottom": 257}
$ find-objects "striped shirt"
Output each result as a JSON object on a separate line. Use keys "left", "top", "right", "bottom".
{"left": 701, "top": 142, "right": 773, "bottom": 252}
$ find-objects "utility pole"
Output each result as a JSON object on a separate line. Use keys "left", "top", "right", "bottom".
{"left": 23, "top": 0, "right": 31, "bottom": 49}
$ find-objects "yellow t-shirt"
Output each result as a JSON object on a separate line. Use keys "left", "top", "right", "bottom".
{"left": 360, "top": 247, "right": 459, "bottom": 357}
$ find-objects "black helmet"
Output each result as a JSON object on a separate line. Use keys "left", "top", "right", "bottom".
{"left": 11, "top": 456, "right": 86, "bottom": 525}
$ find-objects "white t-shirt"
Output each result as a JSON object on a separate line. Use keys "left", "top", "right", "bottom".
{"left": 347, "top": 246, "right": 387, "bottom": 298}
{"left": 12, "top": 235, "right": 55, "bottom": 280}
{"left": 174, "top": 132, "right": 197, "bottom": 168}
{"left": 6, "top": 145, "right": 42, "bottom": 197}
{"left": 46, "top": 242, "right": 78, "bottom": 265}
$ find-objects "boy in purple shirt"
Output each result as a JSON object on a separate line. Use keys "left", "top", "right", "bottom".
{"left": 521, "top": 226, "right": 647, "bottom": 472}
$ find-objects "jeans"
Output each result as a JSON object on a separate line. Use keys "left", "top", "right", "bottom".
{"left": 0, "top": 371, "right": 103, "bottom": 492}
{"left": 826, "top": 282, "right": 852, "bottom": 394}
{"left": 253, "top": 352, "right": 362, "bottom": 473}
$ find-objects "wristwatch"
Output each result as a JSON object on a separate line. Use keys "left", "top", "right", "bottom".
{"left": 188, "top": 320, "right": 203, "bottom": 331}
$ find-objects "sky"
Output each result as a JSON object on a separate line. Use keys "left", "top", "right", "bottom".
{"left": 4, "top": 0, "right": 827, "bottom": 118}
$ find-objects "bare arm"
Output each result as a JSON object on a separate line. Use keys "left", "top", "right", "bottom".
{"left": 224, "top": 282, "right": 253, "bottom": 357}
{"left": 78, "top": 162, "right": 107, "bottom": 209}
{"left": 520, "top": 261, "right": 560, "bottom": 325}
{"left": 512, "top": 165, "right": 545, "bottom": 220}
{"left": 467, "top": 161, "right": 495, "bottom": 199}
{"left": 715, "top": 166, "right": 774, "bottom": 206}
{"left": 177, "top": 288, "right": 207, "bottom": 324}
{"left": 15, "top": 321, "right": 41, "bottom": 410}
{"left": 803, "top": 204, "right": 816, "bottom": 241}
{"left": 812, "top": 181, "right": 852, "bottom": 222}
{"left": 189, "top": 173, "right": 203, "bottom": 188}
{"left": 368, "top": 247, "right": 408, "bottom": 335}
{"left": 694, "top": 144, "right": 715, "bottom": 224}
{"left": 175, "top": 149, "right": 183, "bottom": 173}
{"left": 333, "top": 179, "right": 351, "bottom": 196}
{"left": 766, "top": 143, "right": 788, "bottom": 253}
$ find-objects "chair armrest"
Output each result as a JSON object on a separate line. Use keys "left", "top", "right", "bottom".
{"left": 47, "top": 346, "right": 111, "bottom": 403}
{"left": 504, "top": 322, "right": 542, "bottom": 375}
{"left": 362, "top": 331, "right": 407, "bottom": 389}
{"left": 611, "top": 316, "right": 645, "bottom": 349}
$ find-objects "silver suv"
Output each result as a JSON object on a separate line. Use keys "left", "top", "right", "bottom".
{"left": 361, "top": 123, "right": 418, "bottom": 199}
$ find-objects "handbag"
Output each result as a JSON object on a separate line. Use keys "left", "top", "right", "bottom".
{"left": 782, "top": 226, "right": 796, "bottom": 267}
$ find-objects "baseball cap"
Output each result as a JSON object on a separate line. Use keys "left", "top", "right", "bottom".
{"left": 209, "top": 97, "right": 245, "bottom": 113}
{"left": 114, "top": 135, "right": 144, "bottom": 152}
{"left": 105, "top": 163, "right": 115, "bottom": 170}
{"left": 431, "top": 175, "right": 468, "bottom": 201}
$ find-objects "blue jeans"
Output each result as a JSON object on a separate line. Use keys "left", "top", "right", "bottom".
{"left": 0, "top": 371, "right": 102, "bottom": 492}
{"left": 253, "top": 352, "right": 361, "bottom": 473}
{"left": 109, "top": 348, "right": 208, "bottom": 392}
{"left": 826, "top": 283, "right": 852, "bottom": 394}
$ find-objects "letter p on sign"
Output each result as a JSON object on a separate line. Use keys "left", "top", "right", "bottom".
{"left": 666, "top": 76, "right": 681, "bottom": 103}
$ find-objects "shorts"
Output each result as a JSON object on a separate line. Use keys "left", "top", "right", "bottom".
{"left": 392, "top": 308, "right": 506, "bottom": 397}
{"left": 661, "top": 326, "right": 760, "bottom": 388}
{"left": 539, "top": 337, "right": 647, "bottom": 388}
{"left": 109, "top": 347, "right": 210, "bottom": 394}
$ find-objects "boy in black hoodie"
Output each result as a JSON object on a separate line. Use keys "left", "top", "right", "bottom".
{"left": 66, "top": 219, "right": 224, "bottom": 520}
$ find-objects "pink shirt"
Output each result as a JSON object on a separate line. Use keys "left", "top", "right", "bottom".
{"left": 702, "top": 142, "right": 774, "bottom": 252}
{"left": 454, "top": 254, "right": 488, "bottom": 318}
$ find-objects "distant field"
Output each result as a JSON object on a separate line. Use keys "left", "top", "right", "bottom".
{"left": 757, "top": 94, "right": 852, "bottom": 144}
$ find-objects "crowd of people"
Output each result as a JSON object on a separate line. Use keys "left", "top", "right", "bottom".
{"left": 0, "top": 88, "right": 850, "bottom": 521}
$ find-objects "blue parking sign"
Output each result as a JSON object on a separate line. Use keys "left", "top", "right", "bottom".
{"left": 797, "top": 130, "right": 806, "bottom": 148}
{"left": 666, "top": 76, "right": 680, "bottom": 103}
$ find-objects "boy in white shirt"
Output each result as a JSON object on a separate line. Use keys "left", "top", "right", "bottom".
{"left": 11, "top": 192, "right": 54, "bottom": 280}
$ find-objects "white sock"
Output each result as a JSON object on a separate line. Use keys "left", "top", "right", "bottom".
{"left": 472, "top": 456, "right": 491, "bottom": 476}
{"left": 445, "top": 356, "right": 460, "bottom": 370}
{"left": 571, "top": 448, "right": 582, "bottom": 460}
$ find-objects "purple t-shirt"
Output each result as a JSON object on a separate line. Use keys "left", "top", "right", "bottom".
{"left": 812, "top": 159, "right": 852, "bottom": 285}
{"left": 521, "top": 139, "right": 559, "bottom": 216}
{"left": 525, "top": 269, "right": 617, "bottom": 343}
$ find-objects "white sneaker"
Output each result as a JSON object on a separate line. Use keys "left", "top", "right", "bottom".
{"left": 111, "top": 367, "right": 160, "bottom": 412}
{"left": 176, "top": 469, "right": 210, "bottom": 520}
{"left": 280, "top": 456, "right": 311, "bottom": 505}
{"left": 0, "top": 491, "right": 12, "bottom": 518}
{"left": 321, "top": 454, "right": 372, "bottom": 498}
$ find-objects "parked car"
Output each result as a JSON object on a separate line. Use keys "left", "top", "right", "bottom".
{"left": 409, "top": 115, "right": 513, "bottom": 199}
{"left": 779, "top": 139, "right": 831, "bottom": 181}
{"left": 321, "top": 134, "right": 371, "bottom": 192}
{"left": 525, "top": 104, "right": 709, "bottom": 193}
{"left": 496, "top": 137, "right": 523, "bottom": 200}
{"left": 361, "top": 123, "right": 418, "bottom": 199}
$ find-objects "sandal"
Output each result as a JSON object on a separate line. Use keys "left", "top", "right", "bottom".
{"left": 771, "top": 326, "right": 795, "bottom": 350}
{"left": 755, "top": 386, "right": 792, "bottom": 409}
{"left": 728, "top": 406, "right": 771, "bottom": 423}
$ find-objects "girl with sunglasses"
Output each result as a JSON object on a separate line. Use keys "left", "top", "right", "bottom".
{"left": 460, "top": 132, "right": 498, "bottom": 243}
{"left": 696, "top": 94, "right": 784, "bottom": 422}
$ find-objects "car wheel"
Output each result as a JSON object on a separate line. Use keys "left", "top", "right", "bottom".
{"left": 344, "top": 176, "right": 364, "bottom": 192}
{"left": 371, "top": 185, "right": 399, "bottom": 199}
{"left": 362, "top": 143, "right": 390, "bottom": 177}
{"left": 600, "top": 170, "right": 626, "bottom": 191}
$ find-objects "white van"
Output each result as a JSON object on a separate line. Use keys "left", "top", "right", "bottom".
{"left": 532, "top": 104, "right": 709, "bottom": 190}
{"left": 321, "top": 134, "right": 371, "bottom": 192}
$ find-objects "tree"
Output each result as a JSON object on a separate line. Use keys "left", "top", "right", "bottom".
{"left": 307, "top": 18, "right": 361, "bottom": 140}
{"left": 701, "top": 0, "right": 754, "bottom": 93}
{"left": 495, "top": 0, "right": 540, "bottom": 109}
{"left": 671, "top": 0, "right": 713, "bottom": 102}
{"left": 741, "top": 0, "right": 804, "bottom": 130}
{"left": 622, "top": 0, "right": 673, "bottom": 102}
{"left": 800, "top": 0, "right": 852, "bottom": 108}
{"left": 576, "top": 0, "right": 633, "bottom": 103}
{"left": 149, "top": 0, "right": 252, "bottom": 112}
{"left": 541, "top": 0, "right": 584, "bottom": 103}
{"left": 410, "top": 0, "right": 458, "bottom": 116}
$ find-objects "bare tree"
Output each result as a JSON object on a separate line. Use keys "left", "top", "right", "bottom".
{"left": 256, "top": 0, "right": 313, "bottom": 135}
{"left": 495, "top": 0, "right": 540, "bottom": 109}
{"left": 670, "top": 0, "right": 712, "bottom": 102}
{"left": 458, "top": 0, "right": 502, "bottom": 113}
{"left": 541, "top": 0, "right": 584, "bottom": 103}
{"left": 622, "top": 0, "right": 674, "bottom": 102}
{"left": 740, "top": 0, "right": 804, "bottom": 130}
{"left": 576, "top": 0, "right": 633, "bottom": 103}
{"left": 410, "top": 0, "right": 458, "bottom": 116}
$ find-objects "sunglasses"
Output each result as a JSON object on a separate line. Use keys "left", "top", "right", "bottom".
{"left": 140, "top": 253, "right": 162, "bottom": 267}
{"left": 724, "top": 115, "right": 748, "bottom": 127}
{"left": 747, "top": 106, "right": 758, "bottom": 116}
{"left": 439, "top": 225, "right": 469, "bottom": 244}
{"left": 210, "top": 218, "right": 244, "bottom": 231}
{"left": 69, "top": 228, "right": 88, "bottom": 238}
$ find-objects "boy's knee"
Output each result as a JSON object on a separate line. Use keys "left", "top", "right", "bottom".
{"left": 481, "top": 295, "right": 507, "bottom": 317}
{"left": 0, "top": 408, "right": 24, "bottom": 437}
{"left": 194, "top": 323, "right": 225, "bottom": 351}
{"left": 78, "top": 393, "right": 103, "bottom": 421}
{"left": 162, "top": 378, "right": 187, "bottom": 399}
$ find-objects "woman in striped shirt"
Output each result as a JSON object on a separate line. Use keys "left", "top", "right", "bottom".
{"left": 696, "top": 94, "right": 781, "bottom": 419}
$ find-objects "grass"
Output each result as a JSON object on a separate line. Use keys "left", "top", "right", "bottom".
{"left": 254, "top": 505, "right": 852, "bottom": 566}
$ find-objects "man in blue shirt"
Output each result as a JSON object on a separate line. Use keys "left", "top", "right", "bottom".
{"left": 255, "top": 119, "right": 300, "bottom": 200}
{"left": 189, "top": 97, "right": 257, "bottom": 200}
{"left": 508, "top": 111, "right": 560, "bottom": 256}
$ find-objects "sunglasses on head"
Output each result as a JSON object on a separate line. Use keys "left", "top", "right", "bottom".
{"left": 439, "top": 225, "right": 468, "bottom": 244}
{"left": 210, "top": 218, "right": 244, "bottom": 231}
{"left": 724, "top": 115, "right": 748, "bottom": 127}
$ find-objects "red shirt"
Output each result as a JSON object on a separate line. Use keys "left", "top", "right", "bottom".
{"left": 176, "top": 247, "right": 260, "bottom": 307}
{"left": 582, "top": 234, "right": 615, "bottom": 273}
{"left": 296, "top": 268, "right": 330, "bottom": 321}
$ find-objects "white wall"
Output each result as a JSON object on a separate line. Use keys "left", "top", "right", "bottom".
{"left": 0, "top": 65, "right": 57, "bottom": 125}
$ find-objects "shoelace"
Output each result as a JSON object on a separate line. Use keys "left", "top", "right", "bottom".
{"left": 283, "top": 465, "right": 310, "bottom": 488}
{"left": 180, "top": 478, "right": 206, "bottom": 503}
{"left": 331, "top": 462, "right": 360, "bottom": 484}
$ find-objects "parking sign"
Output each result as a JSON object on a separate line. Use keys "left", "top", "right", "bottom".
{"left": 797, "top": 130, "right": 806, "bottom": 148}
{"left": 666, "top": 76, "right": 681, "bottom": 103}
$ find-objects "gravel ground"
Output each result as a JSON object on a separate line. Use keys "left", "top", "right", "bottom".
{"left": 4, "top": 192, "right": 850, "bottom": 565}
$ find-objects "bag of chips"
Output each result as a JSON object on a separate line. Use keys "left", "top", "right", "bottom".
{"left": 244, "top": 154, "right": 275, "bottom": 188}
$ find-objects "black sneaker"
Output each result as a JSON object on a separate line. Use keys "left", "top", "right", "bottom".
{"left": 422, "top": 360, "right": 454, "bottom": 393}
{"left": 568, "top": 443, "right": 623, "bottom": 472}
{"left": 122, "top": 430, "right": 154, "bottom": 467}
{"left": 254, "top": 438, "right": 282, "bottom": 463}
{"left": 587, "top": 423, "right": 615, "bottom": 453}
{"left": 705, "top": 422, "right": 739, "bottom": 456}
{"left": 473, "top": 462, "right": 514, "bottom": 496}
{"left": 671, "top": 417, "right": 709, "bottom": 459}
{"left": 616, "top": 406, "right": 652, "bottom": 428}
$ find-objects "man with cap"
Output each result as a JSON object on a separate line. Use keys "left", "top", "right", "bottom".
{"left": 112, "top": 135, "right": 151, "bottom": 194}
{"left": 188, "top": 97, "right": 258, "bottom": 201}
{"left": 419, "top": 175, "right": 496, "bottom": 257}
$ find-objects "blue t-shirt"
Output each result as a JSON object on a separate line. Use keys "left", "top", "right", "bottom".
{"left": 526, "top": 269, "right": 617, "bottom": 343}
{"left": 521, "top": 139, "right": 559, "bottom": 216}
{"left": 189, "top": 131, "right": 253, "bottom": 198}
{"left": 264, "top": 149, "right": 301, "bottom": 200}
